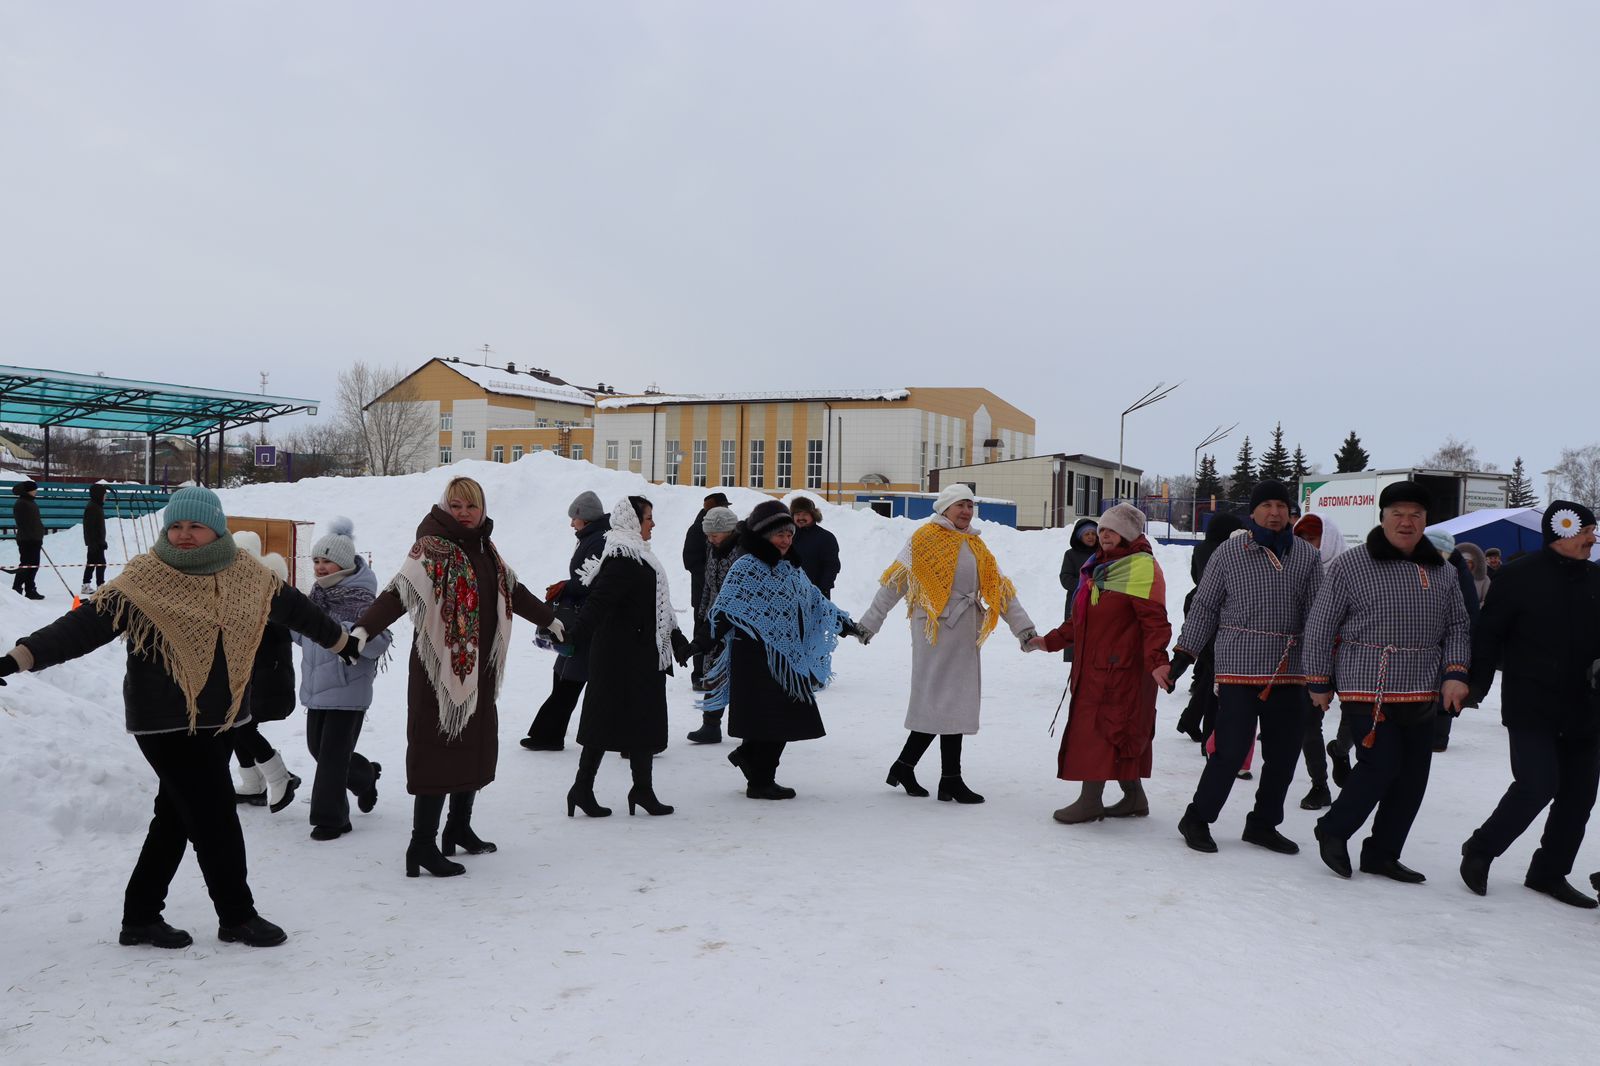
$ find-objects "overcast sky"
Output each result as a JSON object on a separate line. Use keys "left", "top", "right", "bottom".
{"left": 3, "top": 2, "right": 1595, "bottom": 488}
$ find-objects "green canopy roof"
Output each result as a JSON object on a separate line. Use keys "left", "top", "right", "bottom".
{"left": 0, "top": 364, "right": 320, "bottom": 437}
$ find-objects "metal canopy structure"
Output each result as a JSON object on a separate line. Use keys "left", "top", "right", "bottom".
{"left": 0, "top": 364, "right": 320, "bottom": 485}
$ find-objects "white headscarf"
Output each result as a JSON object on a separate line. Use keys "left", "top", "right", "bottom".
{"left": 578, "top": 497, "right": 679, "bottom": 670}
{"left": 1313, "top": 513, "right": 1346, "bottom": 570}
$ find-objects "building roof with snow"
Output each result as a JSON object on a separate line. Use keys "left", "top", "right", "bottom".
{"left": 430, "top": 358, "right": 603, "bottom": 406}
{"left": 597, "top": 388, "right": 911, "bottom": 409}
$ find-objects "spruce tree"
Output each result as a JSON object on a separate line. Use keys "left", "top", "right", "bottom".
{"left": 1334, "top": 431, "right": 1370, "bottom": 473}
{"left": 1227, "top": 436, "right": 1257, "bottom": 503}
{"left": 1291, "top": 444, "right": 1311, "bottom": 481}
{"left": 1506, "top": 456, "right": 1538, "bottom": 508}
{"left": 1258, "top": 422, "right": 1292, "bottom": 483}
{"left": 1195, "top": 453, "right": 1224, "bottom": 503}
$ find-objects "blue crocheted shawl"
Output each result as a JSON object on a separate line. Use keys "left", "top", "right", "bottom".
{"left": 701, "top": 554, "right": 851, "bottom": 711}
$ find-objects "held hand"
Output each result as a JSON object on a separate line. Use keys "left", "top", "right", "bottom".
{"left": 1442, "top": 680, "right": 1470, "bottom": 715}
{"left": 1017, "top": 628, "right": 1039, "bottom": 652}
{"left": 548, "top": 617, "right": 566, "bottom": 644}
{"left": 0, "top": 653, "right": 18, "bottom": 683}
{"left": 335, "top": 636, "right": 362, "bottom": 666}
{"left": 1027, "top": 636, "right": 1048, "bottom": 652}
{"left": 1151, "top": 664, "right": 1173, "bottom": 693}
{"left": 1309, "top": 690, "right": 1333, "bottom": 713}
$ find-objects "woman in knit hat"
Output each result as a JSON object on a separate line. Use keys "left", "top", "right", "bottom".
{"left": 562, "top": 496, "right": 693, "bottom": 818}
{"left": 226, "top": 530, "right": 302, "bottom": 813}
{"left": 858, "top": 483, "right": 1039, "bottom": 803}
{"left": 523, "top": 490, "right": 610, "bottom": 751}
{"left": 0, "top": 485, "right": 360, "bottom": 949}
{"left": 1031, "top": 502, "right": 1173, "bottom": 824}
{"left": 297, "top": 518, "right": 393, "bottom": 840}
{"left": 81, "top": 482, "right": 109, "bottom": 596}
{"left": 356, "top": 476, "right": 557, "bottom": 877}
{"left": 703, "top": 499, "right": 865, "bottom": 799}
{"left": 685, "top": 504, "right": 741, "bottom": 744}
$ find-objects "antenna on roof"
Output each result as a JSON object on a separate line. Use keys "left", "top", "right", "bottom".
{"left": 259, "top": 371, "right": 269, "bottom": 395}
{"left": 480, "top": 343, "right": 493, "bottom": 366}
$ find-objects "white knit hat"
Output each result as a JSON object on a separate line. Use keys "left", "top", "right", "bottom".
{"left": 933, "top": 483, "right": 976, "bottom": 516}
{"left": 311, "top": 516, "right": 358, "bottom": 571}
{"left": 1097, "top": 503, "right": 1147, "bottom": 543}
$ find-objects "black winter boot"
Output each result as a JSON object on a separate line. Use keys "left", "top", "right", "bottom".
{"left": 627, "top": 753, "right": 674, "bottom": 816}
{"left": 567, "top": 745, "right": 613, "bottom": 817}
{"left": 937, "top": 777, "right": 985, "bottom": 804}
{"left": 1299, "top": 781, "right": 1333, "bottom": 810}
{"left": 1460, "top": 844, "right": 1492, "bottom": 896}
{"left": 441, "top": 790, "right": 496, "bottom": 855}
{"left": 119, "top": 919, "right": 193, "bottom": 949}
{"left": 1315, "top": 825, "right": 1352, "bottom": 879}
{"left": 407, "top": 794, "right": 464, "bottom": 878}
{"left": 886, "top": 760, "right": 929, "bottom": 797}
{"left": 217, "top": 915, "right": 288, "bottom": 947}
{"left": 1178, "top": 809, "right": 1218, "bottom": 853}
{"left": 686, "top": 711, "right": 723, "bottom": 744}
{"left": 1525, "top": 873, "right": 1599, "bottom": 909}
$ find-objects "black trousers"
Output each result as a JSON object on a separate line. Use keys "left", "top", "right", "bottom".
{"left": 83, "top": 545, "right": 107, "bottom": 587}
{"left": 527, "top": 669, "right": 585, "bottom": 743}
{"left": 1317, "top": 703, "right": 1435, "bottom": 862}
{"left": 1301, "top": 690, "right": 1329, "bottom": 786}
{"left": 305, "top": 709, "right": 376, "bottom": 828}
{"left": 737, "top": 740, "right": 787, "bottom": 785}
{"left": 126, "top": 730, "right": 256, "bottom": 927}
{"left": 230, "top": 721, "right": 275, "bottom": 767}
{"left": 1177, "top": 643, "right": 1219, "bottom": 739}
{"left": 1466, "top": 726, "right": 1600, "bottom": 880}
{"left": 1433, "top": 707, "right": 1457, "bottom": 750}
{"left": 1187, "top": 685, "right": 1305, "bottom": 828}
{"left": 13, "top": 539, "right": 41, "bottom": 593}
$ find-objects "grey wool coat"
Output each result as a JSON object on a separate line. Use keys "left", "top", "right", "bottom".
{"left": 859, "top": 518, "right": 1035, "bottom": 735}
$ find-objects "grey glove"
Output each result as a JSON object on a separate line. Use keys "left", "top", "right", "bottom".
{"left": 1018, "top": 628, "right": 1039, "bottom": 651}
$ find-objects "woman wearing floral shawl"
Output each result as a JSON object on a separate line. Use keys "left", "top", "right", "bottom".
{"left": 357, "top": 476, "right": 555, "bottom": 878}
{"left": 702, "top": 500, "right": 865, "bottom": 799}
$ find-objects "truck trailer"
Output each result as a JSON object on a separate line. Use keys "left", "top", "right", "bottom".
{"left": 1298, "top": 469, "right": 1510, "bottom": 546}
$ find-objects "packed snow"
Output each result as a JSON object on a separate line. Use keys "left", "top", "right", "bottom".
{"left": 1, "top": 453, "right": 1595, "bottom": 1065}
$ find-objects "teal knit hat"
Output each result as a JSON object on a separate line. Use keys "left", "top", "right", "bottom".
{"left": 162, "top": 485, "right": 229, "bottom": 537}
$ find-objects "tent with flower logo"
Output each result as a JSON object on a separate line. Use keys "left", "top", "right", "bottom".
{"left": 1428, "top": 506, "right": 1600, "bottom": 561}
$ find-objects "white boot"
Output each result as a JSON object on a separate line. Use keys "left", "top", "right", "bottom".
{"left": 258, "top": 752, "right": 298, "bottom": 813}
{"left": 235, "top": 763, "right": 267, "bottom": 805}
{"left": 80, "top": 583, "right": 94, "bottom": 597}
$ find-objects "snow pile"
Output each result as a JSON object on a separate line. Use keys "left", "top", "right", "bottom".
{"left": 1, "top": 453, "right": 1596, "bottom": 1065}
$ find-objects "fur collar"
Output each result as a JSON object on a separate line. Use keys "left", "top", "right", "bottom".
{"left": 1365, "top": 525, "right": 1445, "bottom": 566}
{"left": 738, "top": 524, "right": 785, "bottom": 565}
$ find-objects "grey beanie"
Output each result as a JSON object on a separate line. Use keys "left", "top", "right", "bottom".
{"left": 701, "top": 506, "right": 737, "bottom": 534}
{"left": 1097, "top": 502, "right": 1147, "bottom": 544}
{"left": 569, "top": 491, "right": 605, "bottom": 522}
{"left": 311, "top": 516, "right": 358, "bottom": 571}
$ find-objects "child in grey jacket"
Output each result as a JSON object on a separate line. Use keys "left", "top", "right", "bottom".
{"left": 297, "top": 519, "right": 393, "bottom": 841}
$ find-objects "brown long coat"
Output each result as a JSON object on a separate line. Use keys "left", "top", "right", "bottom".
{"left": 360, "top": 507, "right": 553, "bottom": 796}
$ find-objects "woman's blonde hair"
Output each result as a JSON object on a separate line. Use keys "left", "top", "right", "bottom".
{"left": 442, "top": 476, "right": 486, "bottom": 509}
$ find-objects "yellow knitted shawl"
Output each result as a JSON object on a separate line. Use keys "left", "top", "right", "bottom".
{"left": 92, "top": 550, "right": 280, "bottom": 732}
{"left": 879, "top": 521, "right": 1017, "bottom": 646}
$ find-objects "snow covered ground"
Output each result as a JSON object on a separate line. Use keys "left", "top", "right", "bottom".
{"left": 2, "top": 454, "right": 1596, "bottom": 1065}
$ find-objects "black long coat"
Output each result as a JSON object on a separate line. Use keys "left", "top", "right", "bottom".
{"left": 83, "top": 497, "right": 107, "bottom": 550}
{"left": 11, "top": 492, "right": 44, "bottom": 543}
{"left": 570, "top": 554, "right": 684, "bottom": 753}
{"left": 1469, "top": 547, "right": 1600, "bottom": 739}
{"left": 791, "top": 523, "right": 841, "bottom": 598}
{"left": 718, "top": 533, "right": 826, "bottom": 744}
{"left": 683, "top": 507, "right": 711, "bottom": 611}
{"left": 554, "top": 515, "right": 609, "bottom": 683}
{"left": 244, "top": 622, "right": 297, "bottom": 723}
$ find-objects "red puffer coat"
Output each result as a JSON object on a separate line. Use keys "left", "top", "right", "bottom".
{"left": 1039, "top": 535, "right": 1172, "bottom": 781}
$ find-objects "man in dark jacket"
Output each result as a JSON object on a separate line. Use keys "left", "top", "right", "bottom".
{"left": 787, "top": 496, "right": 840, "bottom": 599}
{"left": 1174, "top": 513, "right": 1245, "bottom": 742}
{"left": 1460, "top": 500, "right": 1600, "bottom": 909}
{"left": 683, "top": 491, "right": 729, "bottom": 688}
{"left": 82, "top": 482, "right": 109, "bottom": 595}
{"left": 11, "top": 480, "right": 45, "bottom": 599}
{"left": 524, "top": 490, "right": 610, "bottom": 750}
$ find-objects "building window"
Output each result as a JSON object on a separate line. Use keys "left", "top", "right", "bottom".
{"left": 440, "top": 411, "right": 452, "bottom": 430}
{"left": 665, "top": 439, "right": 680, "bottom": 485}
{"left": 920, "top": 441, "right": 928, "bottom": 484}
{"left": 461, "top": 430, "right": 476, "bottom": 450}
{"left": 776, "top": 439, "right": 793, "bottom": 489}
{"left": 605, "top": 440, "right": 618, "bottom": 468}
{"left": 439, "top": 447, "right": 452, "bottom": 464}
{"left": 533, "top": 445, "right": 544, "bottom": 453}
{"left": 692, "top": 440, "right": 708, "bottom": 487}
{"left": 492, "top": 445, "right": 504, "bottom": 463}
{"left": 629, "top": 440, "right": 643, "bottom": 472}
{"left": 720, "top": 439, "right": 736, "bottom": 485}
{"left": 512, "top": 446, "right": 524, "bottom": 461}
{"left": 958, "top": 446, "right": 965, "bottom": 466}
{"left": 805, "top": 439, "right": 823, "bottom": 489}
{"left": 945, "top": 444, "right": 952, "bottom": 468}
{"left": 749, "top": 440, "right": 765, "bottom": 488}
{"left": 552, "top": 445, "right": 564, "bottom": 457}
{"left": 571, "top": 444, "right": 584, "bottom": 461}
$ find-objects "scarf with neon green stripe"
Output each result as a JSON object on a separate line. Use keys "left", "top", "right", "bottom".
{"left": 1089, "top": 550, "right": 1164, "bottom": 606}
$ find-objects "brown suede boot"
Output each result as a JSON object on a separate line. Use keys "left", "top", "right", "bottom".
{"left": 1053, "top": 781, "right": 1107, "bottom": 824}
{"left": 1103, "top": 779, "right": 1149, "bottom": 818}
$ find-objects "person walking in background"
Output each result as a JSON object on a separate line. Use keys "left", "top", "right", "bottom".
{"left": 522, "top": 491, "right": 609, "bottom": 751}
{"left": 81, "top": 482, "right": 108, "bottom": 596}
{"left": 11, "top": 480, "right": 45, "bottom": 599}
{"left": 1460, "top": 502, "right": 1600, "bottom": 909}
{"left": 684, "top": 491, "right": 731, "bottom": 690}
{"left": 1160, "top": 481, "right": 1322, "bottom": 856}
{"left": 788, "top": 495, "right": 841, "bottom": 600}
{"left": 1304, "top": 482, "right": 1471, "bottom": 884}
{"left": 356, "top": 476, "right": 556, "bottom": 878}
{"left": 1291, "top": 511, "right": 1347, "bottom": 810}
{"left": 298, "top": 518, "right": 392, "bottom": 841}
{"left": 0, "top": 486, "right": 359, "bottom": 948}
{"left": 1057, "top": 518, "right": 1098, "bottom": 662}
{"left": 858, "top": 483, "right": 1038, "bottom": 804}
{"left": 686, "top": 505, "right": 740, "bottom": 744}
{"left": 1174, "top": 514, "right": 1246, "bottom": 744}
{"left": 227, "top": 531, "right": 302, "bottom": 814}
{"left": 1424, "top": 529, "right": 1482, "bottom": 754}
{"left": 1484, "top": 547, "right": 1503, "bottom": 579}
{"left": 1031, "top": 503, "right": 1172, "bottom": 824}
{"left": 703, "top": 500, "right": 864, "bottom": 800}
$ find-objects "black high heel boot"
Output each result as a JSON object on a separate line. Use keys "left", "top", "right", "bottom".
{"left": 886, "top": 760, "right": 929, "bottom": 797}
{"left": 567, "top": 745, "right": 613, "bottom": 817}
{"left": 406, "top": 795, "right": 464, "bottom": 878}
{"left": 627, "top": 753, "right": 674, "bottom": 816}
{"left": 441, "top": 790, "right": 497, "bottom": 856}
{"left": 935, "top": 736, "right": 984, "bottom": 803}
{"left": 937, "top": 776, "right": 986, "bottom": 804}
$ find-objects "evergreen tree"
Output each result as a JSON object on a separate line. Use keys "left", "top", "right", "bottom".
{"left": 1194, "top": 453, "right": 1224, "bottom": 503}
{"left": 1506, "top": 456, "right": 1538, "bottom": 508}
{"left": 1226, "top": 436, "right": 1257, "bottom": 503}
{"left": 1334, "top": 430, "right": 1370, "bottom": 473}
{"left": 1291, "top": 444, "right": 1311, "bottom": 481}
{"left": 1258, "top": 422, "right": 1292, "bottom": 483}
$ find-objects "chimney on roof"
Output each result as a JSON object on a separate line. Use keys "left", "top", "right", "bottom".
{"left": 506, "top": 361, "right": 516, "bottom": 373}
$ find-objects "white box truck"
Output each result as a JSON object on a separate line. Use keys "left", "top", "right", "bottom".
{"left": 1298, "top": 469, "right": 1510, "bottom": 547}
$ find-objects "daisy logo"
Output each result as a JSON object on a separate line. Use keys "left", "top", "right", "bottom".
{"left": 1551, "top": 508, "right": 1583, "bottom": 539}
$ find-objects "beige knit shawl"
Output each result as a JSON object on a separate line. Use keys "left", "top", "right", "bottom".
{"left": 93, "top": 550, "right": 280, "bottom": 732}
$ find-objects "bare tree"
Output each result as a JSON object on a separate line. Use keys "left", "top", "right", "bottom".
{"left": 337, "top": 362, "right": 432, "bottom": 476}
{"left": 1550, "top": 444, "right": 1600, "bottom": 510}
{"left": 1421, "top": 435, "right": 1498, "bottom": 472}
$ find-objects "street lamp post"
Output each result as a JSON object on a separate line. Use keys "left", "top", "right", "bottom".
{"left": 1193, "top": 422, "right": 1237, "bottom": 533}
{"left": 1117, "top": 381, "right": 1182, "bottom": 507}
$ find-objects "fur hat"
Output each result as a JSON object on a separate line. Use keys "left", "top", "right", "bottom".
{"left": 10, "top": 480, "right": 36, "bottom": 496}
{"left": 1544, "top": 500, "right": 1597, "bottom": 546}
{"left": 311, "top": 516, "right": 358, "bottom": 571}
{"left": 747, "top": 499, "right": 795, "bottom": 538}
{"left": 162, "top": 485, "right": 228, "bottom": 537}
{"left": 933, "top": 483, "right": 976, "bottom": 516}
{"left": 1097, "top": 502, "right": 1147, "bottom": 544}
{"left": 1378, "top": 481, "right": 1431, "bottom": 512}
{"left": 701, "top": 506, "right": 738, "bottom": 534}
{"left": 1249, "top": 480, "right": 1294, "bottom": 511}
{"left": 568, "top": 491, "right": 604, "bottom": 523}
{"left": 233, "top": 530, "right": 262, "bottom": 556}
{"left": 789, "top": 495, "right": 822, "bottom": 523}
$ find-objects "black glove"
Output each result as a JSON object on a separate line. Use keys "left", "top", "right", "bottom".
{"left": 1166, "top": 649, "right": 1195, "bottom": 691}
{"left": 671, "top": 630, "right": 693, "bottom": 667}
{"left": 0, "top": 653, "right": 18, "bottom": 684}
{"left": 335, "top": 634, "right": 363, "bottom": 665}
